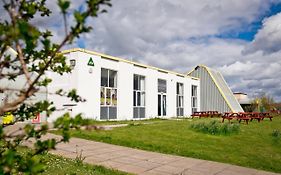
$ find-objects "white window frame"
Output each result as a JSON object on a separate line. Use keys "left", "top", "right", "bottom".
{"left": 100, "top": 68, "right": 117, "bottom": 106}
{"left": 176, "top": 82, "right": 184, "bottom": 116}
{"left": 133, "top": 75, "right": 145, "bottom": 107}
{"left": 191, "top": 85, "right": 198, "bottom": 113}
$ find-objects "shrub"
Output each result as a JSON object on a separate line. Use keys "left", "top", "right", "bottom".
{"left": 272, "top": 129, "right": 281, "bottom": 139}
{"left": 190, "top": 120, "right": 240, "bottom": 135}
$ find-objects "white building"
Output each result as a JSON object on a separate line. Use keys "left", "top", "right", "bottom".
{"left": 47, "top": 48, "right": 200, "bottom": 121}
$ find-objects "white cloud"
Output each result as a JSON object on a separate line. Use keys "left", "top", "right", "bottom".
{"left": 244, "top": 12, "right": 281, "bottom": 54}
{"left": 80, "top": 0, "right": 281, "bottom": 101}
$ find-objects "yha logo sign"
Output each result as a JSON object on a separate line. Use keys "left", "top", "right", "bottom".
{"left": 87, "top": 57, "right": 95, "bottom": 67}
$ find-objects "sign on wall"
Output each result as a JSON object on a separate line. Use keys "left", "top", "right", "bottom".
{"left": 87, "top": 57, "right": 95, "bottom": 67}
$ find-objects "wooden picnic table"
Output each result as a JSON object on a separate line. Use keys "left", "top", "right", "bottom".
{"left": 249, "top": 112, "right": 263, "bottom": 122}
{"left": 191, "top": 111, "right": 222, "bottom": 118}
{"left": 260, "top": 112, "right": 273, "bottom": 121}
{"left": 222, "top": 112, "right": 250, "bottom": 124}
{"left": 222, "top": 112, "right": 239, "bottom": 123}
{"left": 222, "top": 112, "right": 273, "bottom": 124}
{"left": 237, "top": 112, "right": 251, "bottom": 124}
{"left": 191, "top": 111, "right": 208, "bottom": 118}
{"left": 206, "top": 111, "right": 222, "bottom": 118}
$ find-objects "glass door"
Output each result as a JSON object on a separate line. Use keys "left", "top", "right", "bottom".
{"left": 158, "top": 93, "right": 167, "bottom": 116}
{"left": 158, "top": 79, "right": 167, "bottom": 117}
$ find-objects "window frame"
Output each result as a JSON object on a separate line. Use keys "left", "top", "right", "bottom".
{"left": 176, "top": 82, "right": 184, "bottom": 116}
{"left": 191, "top": 85, "right": 198, "bottom": 113}
{"left": 100, "top": 68, "right": 118, "bottom": 107}
{"left": 133, "top": 74, "right": 145, "bottom": 107}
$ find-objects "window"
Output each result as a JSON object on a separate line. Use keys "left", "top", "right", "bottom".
{"left": 133, "top": 75, "right": 145, "bottom": 118}
{"left": 100, "top": 68, "right": 117, "bottom": 120}
{"left": 176, "top": 83, "right": 184, "bottom": 116}
{"left": 70, "top": 59, "right": 76, "bottom": 69}
{"left": 191, "top": 85, "right": 198, "bottom": 114}
{"left": 158, "top": 79, "right": 167, "bottom": 116}
{"left": 158, "top": 79, "right": 167, "bottom": 93}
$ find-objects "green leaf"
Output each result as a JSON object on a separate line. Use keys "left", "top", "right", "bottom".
{"left": 58, "top": 0, "right": 70, "bottom": 14}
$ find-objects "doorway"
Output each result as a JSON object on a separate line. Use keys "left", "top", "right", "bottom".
{"left": 158, "top": 93, "right": 167, "bottom": 116}
{"left": 158, "top": 79, "right": 167, "bottom": 117}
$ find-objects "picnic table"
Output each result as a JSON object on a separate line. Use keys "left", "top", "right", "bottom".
{"left": 222, "top": 112, "right": 273, "bottom": 124}
{"left": 191, "top": 111, "right": 208, "bottom": 118}
{"left": 222, "top": 112, "right": 250, "bottom": 124}
{"left": 191, "top": 111, "right": 222, "bottom": 118}
{"left": 237, "top": 112, "right": 251, "bottom": 124}
{"left": 249, "top": 112, "right": 263, "bottom": 122}
{"left": 260, "top": 112, "right": 273, "bottom": 121}
{"left": 222, "top": 112, "right": 239, "bottom": 123}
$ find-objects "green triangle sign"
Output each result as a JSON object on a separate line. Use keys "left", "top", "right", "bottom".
{"left": 87, "top": 57, "right": 95, "bottom": 67}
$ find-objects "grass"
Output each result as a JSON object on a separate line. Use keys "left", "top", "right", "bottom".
{"left": 40, "top": 152, "right": 128, "bottom": 175}
{"left": 53, "top": 116, "right": 281, "bottom": 173}
{"left": 77, "top": 117, "right": 167, "bottom": 126}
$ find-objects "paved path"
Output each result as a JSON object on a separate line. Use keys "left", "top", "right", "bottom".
{"left": 40, "top": 133, "right": 279, "bottom": 175}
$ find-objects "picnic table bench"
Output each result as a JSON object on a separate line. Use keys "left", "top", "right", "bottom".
{"left": 249, "top": 112, "right": 263, "bottom": 122}
{"left": 222, "top": 112, "right": 273, "bottom": 124}
{"left": 237, "top": 112, "right": 251, "bottom": 124}
{"left": 191, "top": 111, "right": 222, "bottom": 118}
{"left": 222, "top": 112, "right": 250, "bottom": 124}
{"left": 191, "top": 111, "right": 209, "bottom": 118}
{"left": 260, "top": 112, "right": 273, "bottom": 121}
{"left": 206, "top": 111, "right": 222, "bottom": 118}
{"left": 222, "top": 112, "right": 236, "bottom": 123}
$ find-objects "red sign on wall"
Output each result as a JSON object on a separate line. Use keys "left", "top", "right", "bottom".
{"left": 32, "top": 113, "right": 40, "bottom": 124}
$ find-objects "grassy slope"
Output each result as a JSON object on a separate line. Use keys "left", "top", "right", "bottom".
{"left": 57, "top": 116, "right": 281, "bottom": 173}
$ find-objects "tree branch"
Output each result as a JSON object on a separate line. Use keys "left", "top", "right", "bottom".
{"left": 16, "top": 43, "right": 32, "bottom": 85}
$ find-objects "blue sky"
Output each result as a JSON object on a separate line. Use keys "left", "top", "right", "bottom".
{"left": 217, "top": 3, "right": 281, "bottom": 41}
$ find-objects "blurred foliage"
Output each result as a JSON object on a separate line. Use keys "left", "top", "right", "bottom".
{"left": 0, "top": 0, "right": 111, "bottom": 174}
{"left": 248, "top": 93, "right": 275, "bottom": 112}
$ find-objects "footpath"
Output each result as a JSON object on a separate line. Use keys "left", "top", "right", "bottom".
{"left": 44, "top": 133, "right": 279, "bottom": 175}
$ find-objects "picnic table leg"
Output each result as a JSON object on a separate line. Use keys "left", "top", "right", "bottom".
{"left": 222, "top": 118, "right": 225, "bottom": 123}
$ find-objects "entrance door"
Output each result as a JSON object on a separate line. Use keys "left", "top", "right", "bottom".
{"left": 158, "top": 93, "right": 167, "bottom": 116}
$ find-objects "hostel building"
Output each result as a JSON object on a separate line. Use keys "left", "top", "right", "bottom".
{"left": 47, "top": 48, "right": 201, "bottom": 121}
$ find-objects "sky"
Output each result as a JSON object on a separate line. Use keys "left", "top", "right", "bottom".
{"left": 1, "top": 0, "right": 281, "bottom": 102}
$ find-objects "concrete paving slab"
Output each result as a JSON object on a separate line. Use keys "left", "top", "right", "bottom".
{"left": 148, "top": 155, "right": 182, "bottom": 164}
{"left": 98, "top": 160, "right": 125, "bottom": 169}
{"left": 189, "top": 161, "right": 230, "bottom": 174}
{"left": 152, "top": 164, "right": 186, "bottom": 174}
{"left": 181, "top": 169, "right": 210, "bottom": 175}
{"left": 167, "top": 157, "right": 205, "bottom": 169}
{"left": 112, "top": 156, "right": 144, "bottom": 165}
{"left": 117, "top": 164, "right": 149, "bottom": 174}
{"left": 131, "top": 160, "right": 162, "bottom": 169}
{"left": 140, "top": 169, "right": 172, "bottom": 175}
{"left": 94, "top": 152, "right": 125, "bottom": 160}
{"left": 255, "top": 171, "right": 281, "bottom": 175}
{"left": 225, "top": 165, "right": 259, "bottom": 175}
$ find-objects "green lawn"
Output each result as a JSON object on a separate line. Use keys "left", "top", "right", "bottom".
{"left": 56, "top": 115, "right": 281, "bottom": 173}
{"left": 40, "top": 152, "right": 128, "bottom": 175}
